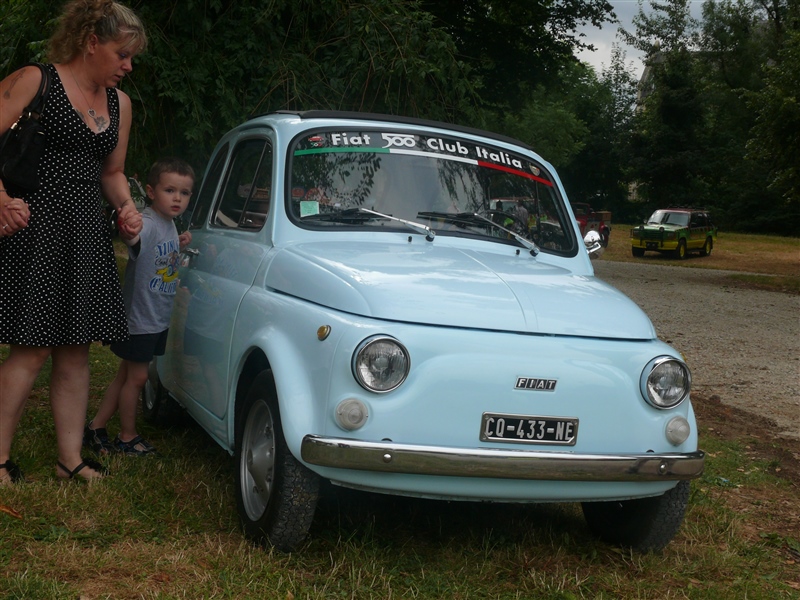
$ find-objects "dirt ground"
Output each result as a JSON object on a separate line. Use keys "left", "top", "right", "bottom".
{"left": 594, "top": 259, "right": 800, "bottom": 562}
{"left": 693, "top": 392, "right": 800, "bottom": 571}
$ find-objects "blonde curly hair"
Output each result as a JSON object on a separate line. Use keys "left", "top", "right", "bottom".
{"left": 48, "top": 0, "right": 147, "bottom": 63}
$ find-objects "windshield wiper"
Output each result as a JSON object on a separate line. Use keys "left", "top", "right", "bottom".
{"left": 304, "top": 207, "right": 435, "bottom": 241}
{"left": 417, "top": 211, "right": 539, "bottom": 256}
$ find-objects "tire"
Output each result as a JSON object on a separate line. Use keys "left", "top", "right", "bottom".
{"left": 700, "top": 236, "right": 713, "bottom": 257}
{"left": 142, "top": 365, "right": 182, "bottom": 426}
{"left": 674, "top": 239, "right": 687, "bottom": 259}
{"left": 632, "top": 247, "right": 645, "bottom": 257}
{"left": 234, "top": 370, "right": 320, "bottom": 551}
{"left": 581, "top": 480, "right": 690, "bottom": 553}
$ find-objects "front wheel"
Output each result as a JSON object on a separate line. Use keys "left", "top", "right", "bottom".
{"left": 234, "top": 370, "right": 320, "bottom": 551}
{"left": 581, "top": 480, "right": 690, "bottom": 552}
{"left": 700, "top": 236, "right": 713, "bottom": 256}
{"left": 674, "top": 239, "right": 687, "bottom": 259}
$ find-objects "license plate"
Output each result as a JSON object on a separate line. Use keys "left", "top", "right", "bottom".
{"left": 646, "top": 242, "right": 659, "bottom": 250}
{"left": 480, "top": 413, "right": 578, "bottom": 445}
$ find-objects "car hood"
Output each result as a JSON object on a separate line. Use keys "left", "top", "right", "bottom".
{"left": 265, "top": 241, "right": 656, "bottom": 339}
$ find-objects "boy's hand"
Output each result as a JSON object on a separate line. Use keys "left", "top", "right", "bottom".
{"left": 117, "top": 203, "right": 142, "bottom": 242}
{"left": 179, "top": 230, "right": 192, "bottom": 250}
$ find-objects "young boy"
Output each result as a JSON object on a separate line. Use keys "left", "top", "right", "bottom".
{"left": 84, "top": 157, "right": 194, "bottom": 456}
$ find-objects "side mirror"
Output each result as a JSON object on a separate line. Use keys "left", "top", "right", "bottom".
{"left": 583, "top": 230, "right": 604, "bottom": 259}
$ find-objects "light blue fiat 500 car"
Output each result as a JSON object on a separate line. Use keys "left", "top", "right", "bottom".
{"left": 144, "top": 111, "right": 704, "bottom": 552}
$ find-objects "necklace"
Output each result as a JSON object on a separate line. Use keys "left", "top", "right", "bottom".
{"left": 68, "top": 65, "right": 108, "bottom": 132}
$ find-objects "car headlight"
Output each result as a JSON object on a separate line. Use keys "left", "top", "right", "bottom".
{"left": 642, "top": 357, "right": 691, "bottom": 409}
{"left": 352, "top": 336, "right": 410, "bottom": 393}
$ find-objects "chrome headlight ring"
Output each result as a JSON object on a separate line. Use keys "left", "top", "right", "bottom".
{"left": 352, "top": 335, "right": 410, "bottom": 393}
{"left": 641, "top": 356, "right": 691, "bottom": 409}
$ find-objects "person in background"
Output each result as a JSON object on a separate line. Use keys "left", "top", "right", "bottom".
{"left": 0, "top": 0, "right": 146, "bottom": 483}
{"left": 514, "top": 198, "right": 530, "bottom": 232}
{"left": 84, "top": 157, "right": 194, "bottom": 456}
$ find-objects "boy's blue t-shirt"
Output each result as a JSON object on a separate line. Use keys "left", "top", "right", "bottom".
{"left": 121, "top": 207, "right": 181, "bottom": 335}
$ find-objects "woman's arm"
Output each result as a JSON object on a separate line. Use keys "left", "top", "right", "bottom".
{"left": 100, "top": 89, "right": 141, "bottom": 239}
{"left": 0, "top": 66, "right": 40, "bottom": 236}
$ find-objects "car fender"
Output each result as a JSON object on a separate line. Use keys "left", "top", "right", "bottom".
{"left": 228, "top": 288, "right": 337, "bottom": 460}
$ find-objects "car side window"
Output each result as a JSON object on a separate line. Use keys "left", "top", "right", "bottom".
{"left": 189, "top": 142, "right": 229, "bottom": 230}
{"left": 212, "top": 138, "right": 273, "bottom": 230}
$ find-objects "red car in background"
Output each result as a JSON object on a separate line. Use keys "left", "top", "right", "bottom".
{"left": 571, "top": 202, "right": 611, "bottom": 247}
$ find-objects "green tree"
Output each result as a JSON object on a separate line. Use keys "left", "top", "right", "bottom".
{"left": 125, "top": 0, "right": 480, "bottom": 174}
{"left": 694, "top": 0, "right": 781, "bottom": 232}
{"left": 620, "top": 1, "right": 706, "bottom": 216}
{"left": 558, "top": 45, "right": 638, "bottom": 219}
{"left": 745, "top": 2, "right": 800, "bottom": 231}
{"left": 419, "top": 0, "right": 616, "bottom": 110}
{"left": 2, "top": 0, "right": 480, "bottom": 175}
{"left": 0, "top": 0, "right": 52, "bottom": 69}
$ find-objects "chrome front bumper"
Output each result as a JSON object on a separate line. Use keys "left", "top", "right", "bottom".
{"left": 301, "top": 435, "right": 705, "bottom": 482}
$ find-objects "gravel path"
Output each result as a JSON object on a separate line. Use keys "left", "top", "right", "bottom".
{"left": 593, "top": 260, "right": 800, "bottom": 440}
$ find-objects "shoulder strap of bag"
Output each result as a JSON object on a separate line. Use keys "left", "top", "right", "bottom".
{"left": 23, "top": 62, "right": 51, "bottom": 118}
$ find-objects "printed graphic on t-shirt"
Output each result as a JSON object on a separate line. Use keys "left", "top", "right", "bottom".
{"left": 150, "top": 239, "right": 181, "bottom": 295}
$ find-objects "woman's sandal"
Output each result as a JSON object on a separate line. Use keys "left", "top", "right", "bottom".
{"left": 0, "top": 460, "right": 24, "bottom": 484}
{"left": 83, "top": 422, "right": 115, "bottom": 455}
{"left": 56, "top": 458, "right": 109, "bottom": 482}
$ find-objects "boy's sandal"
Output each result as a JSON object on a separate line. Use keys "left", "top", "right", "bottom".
{"left": 83, "top": 422, "right": 114, "bottom": 455}
{"left": 56, "top": 459, "right": 109, "bottom": 481}
{"left": 114, "top": 435, "right": 158, "bottom": 456}
{"left": 0, "top": 460, "right": 24, "bottom": 483}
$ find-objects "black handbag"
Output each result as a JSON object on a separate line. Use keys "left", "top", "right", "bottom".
{"left": 0, "top": 63, "right": 51, "bottom": 197}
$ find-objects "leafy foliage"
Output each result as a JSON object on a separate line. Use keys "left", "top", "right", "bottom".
{"left": 559, "top": 47, "right": 639, "bottom": 220}
{"left": 123, "top": 0, "right": 480, "bottom": 175}
{"left": 746, "top": 9, "right": 800, "bottom": 231}
{"left": 0, "top": 0, "right": 52, "bottom": 68}
{"left": 420, "top": 0, "right": 616, "bottom": 109}
{"left": 1, "top": 0, "right": 798, "bottom": 233}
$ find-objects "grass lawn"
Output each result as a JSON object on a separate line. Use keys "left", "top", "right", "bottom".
{"left": 605, "top": 226, "right": 800, "bottom": 293}
{"left": 1, "top": 232, "right": 799, "bottom": 599}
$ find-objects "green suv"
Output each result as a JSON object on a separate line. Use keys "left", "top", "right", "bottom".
{"left": 631, "top": 208, "right": 717, "bottom": 259}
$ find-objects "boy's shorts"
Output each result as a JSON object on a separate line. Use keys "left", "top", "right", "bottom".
{"left": 110, "top": 329, "right": 169, "bottom": 363}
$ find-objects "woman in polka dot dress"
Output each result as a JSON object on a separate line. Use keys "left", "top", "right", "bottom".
{"left": 0, "top": 0, "right": 146, "bottom": 484}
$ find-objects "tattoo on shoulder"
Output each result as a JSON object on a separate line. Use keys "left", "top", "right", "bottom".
{"left": 2, "top": 71, "right": 25, "bottom": 100}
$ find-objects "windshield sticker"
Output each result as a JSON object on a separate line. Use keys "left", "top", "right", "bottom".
{"left": 295, "top": 131, "right": 553, "bottom": 187}
{"left": 300, "top": 200, "right": 320, "bottom": 217}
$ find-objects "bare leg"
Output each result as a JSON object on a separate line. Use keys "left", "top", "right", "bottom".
{"left": 91, "top": 360, "right": 126, "bottom": 429}
{"left": 0, "top": 345, "right": 51, "bottom": 483}
{"left": 117, "top": 360, "right": 148, "bottom": 442}
{"left": 49, "top": 344, "right": 103, "bottom": 480}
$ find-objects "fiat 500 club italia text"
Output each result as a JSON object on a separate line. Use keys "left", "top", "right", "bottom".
{"left": 144, "top": 111, "right": 705, "bottom": 553}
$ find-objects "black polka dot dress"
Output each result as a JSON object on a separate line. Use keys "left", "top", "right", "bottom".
{"left": 0, "top": 64, "right": 129, "bottom": 346}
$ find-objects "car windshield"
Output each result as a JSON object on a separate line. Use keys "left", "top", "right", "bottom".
{"left": 648, "top": 210, "right": 690, "bottom": 227}
{"left": 287, "top": 129, "right": 576, "bottom": 254}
